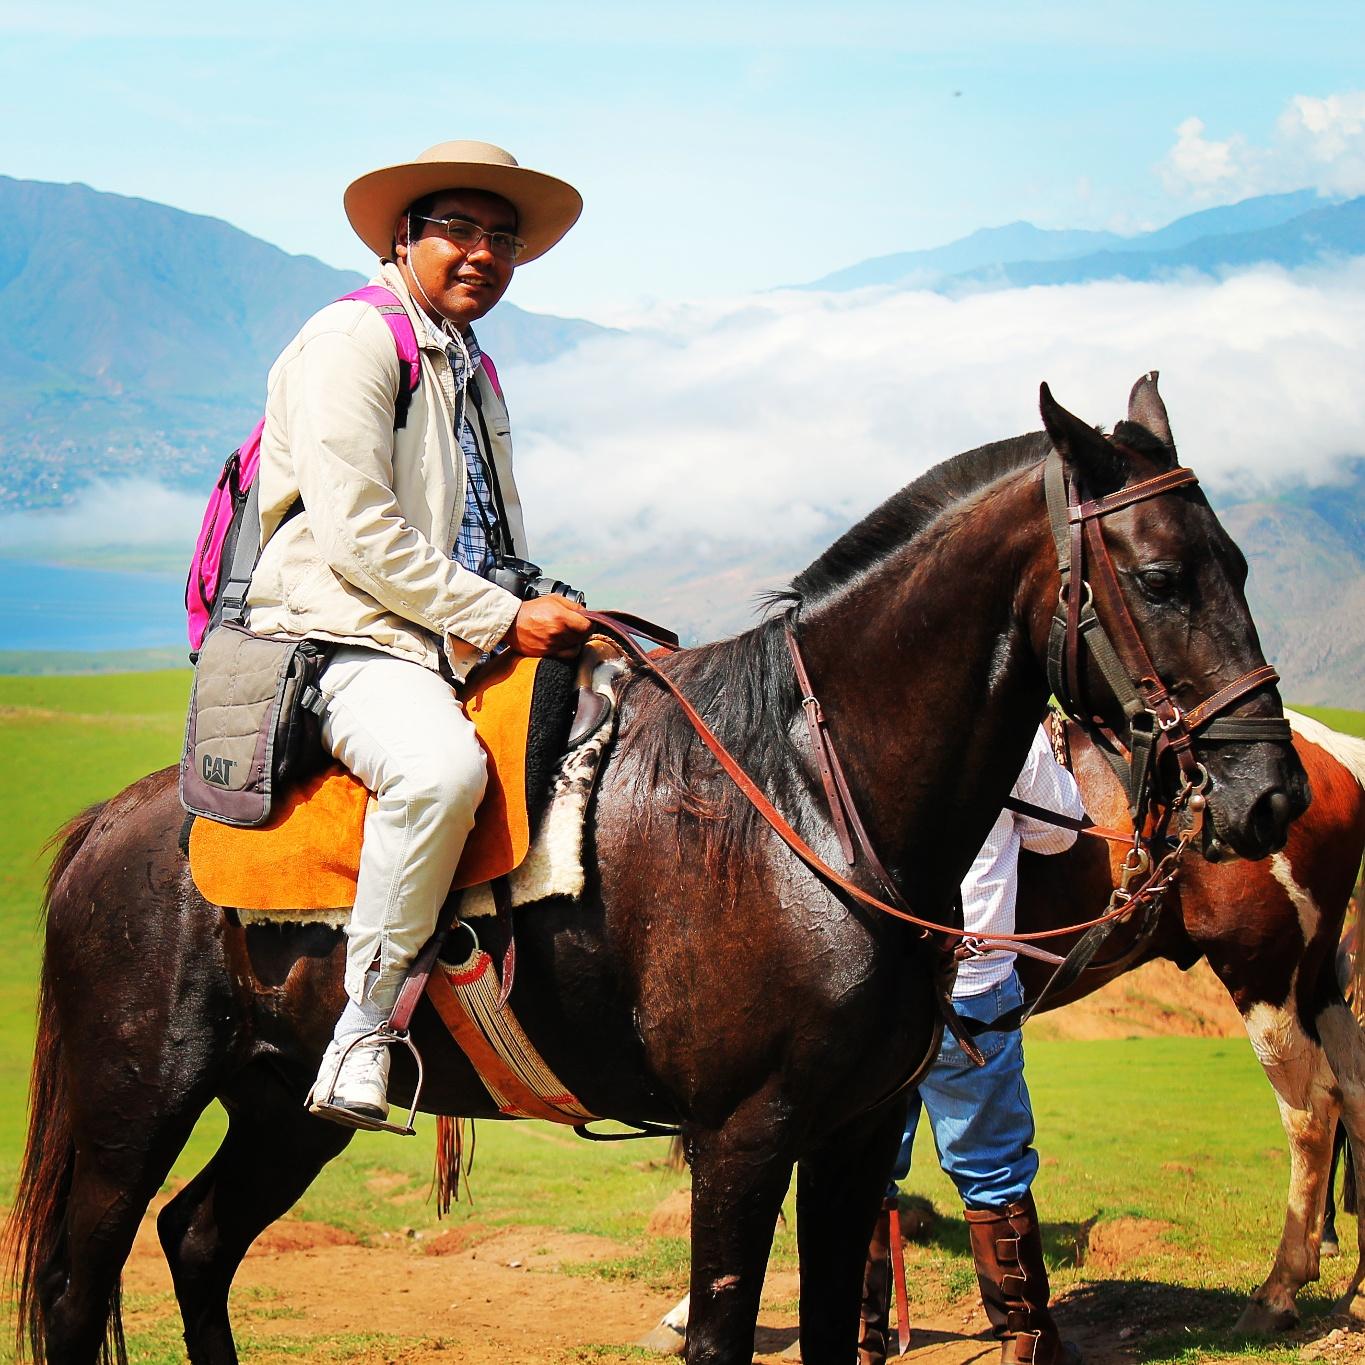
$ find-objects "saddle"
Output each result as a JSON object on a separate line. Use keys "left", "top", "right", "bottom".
{"left": 187, "top": 643, "right": 617, "bottom": 914}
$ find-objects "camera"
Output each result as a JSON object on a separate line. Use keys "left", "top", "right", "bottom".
{"left": 489, "top": 557, "right": 587, "bottom": 607}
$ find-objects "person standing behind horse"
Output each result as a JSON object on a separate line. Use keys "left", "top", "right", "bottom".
{"left": 863, "top": 726, "right": 1085, "bottom": 1365}
{"left": 245, "top": 141, "right": 591, "bottom": 1128}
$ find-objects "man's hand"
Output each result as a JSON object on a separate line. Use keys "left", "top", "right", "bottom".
{"left": 503, "top": 595, "right": 591, "bottom": 659}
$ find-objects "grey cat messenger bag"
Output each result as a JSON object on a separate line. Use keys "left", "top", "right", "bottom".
{"left": 179, "top": 480, "right": 329, "bottom": 827}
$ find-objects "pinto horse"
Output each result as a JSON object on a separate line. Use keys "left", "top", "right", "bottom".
{"left": 1017, "top": 711, "right": 1365, "bottom": 1334}
{"left": 6, "top": 377, "right": 1307, "bottom": 1365}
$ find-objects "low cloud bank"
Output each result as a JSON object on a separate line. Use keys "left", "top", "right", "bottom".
{"left": 510, "top": 260, "right": 1365, "bottom": 557}
{"left": 10, "top": 262, "right": 1365, "bottom": 574}
{"left": 0, "top": 480, "right": 204, "bottom": 558}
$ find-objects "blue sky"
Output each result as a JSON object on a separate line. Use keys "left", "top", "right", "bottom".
{"left": 3, "top": 1, "right": 1364, "bottom": 319}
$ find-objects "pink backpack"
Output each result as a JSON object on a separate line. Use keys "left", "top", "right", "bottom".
{"left": 185, "top": 287, "right": 422, "bottom": 653}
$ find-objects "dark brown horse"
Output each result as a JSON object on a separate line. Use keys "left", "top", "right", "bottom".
{"left": 7, "top": 378, "right": 1307, "bottom": 1365}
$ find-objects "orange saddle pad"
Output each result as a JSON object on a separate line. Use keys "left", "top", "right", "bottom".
{"left": 190, "top": 652, "right": 548, "bottom": 912}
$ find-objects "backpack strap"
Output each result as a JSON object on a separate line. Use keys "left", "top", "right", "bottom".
{"left": 342, "top": 285, "right": 422, "bottom": 429}
{"left": 198, "top": 286, "right": 428, "bottom": 648}
{"left": 216, "top": 477, "right": 264, "bottom": 629}
{"left": 481, "top": 352, "right": 504, "bottom": 401}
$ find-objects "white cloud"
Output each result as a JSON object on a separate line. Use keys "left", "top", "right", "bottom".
{"left": 1160, "top": 91, "right": 1365, "bottom": 202}
{"left": 0, "top": 480, "right": 204, "bottom": 554}
{"left": 1276, "top": 93, "right": 1365, "bottom": 197}
{"left": 1160, "top": 116, "right": 1260, "bottom": 200}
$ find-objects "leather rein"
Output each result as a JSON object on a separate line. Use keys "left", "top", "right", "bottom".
{"left": 584, "top": 445, "right": 1291, "bottom": 967}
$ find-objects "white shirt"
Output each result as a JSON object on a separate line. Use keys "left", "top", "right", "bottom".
{"left": 953, "top": 726, "right": 1086, "bottom": 998}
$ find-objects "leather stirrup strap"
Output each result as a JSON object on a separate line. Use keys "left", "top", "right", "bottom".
{"left": 388, "top": 894, "right": 463, "bottom": 1034}
{"left": 493, "top": 875, "right": 516, "bottom": 1009}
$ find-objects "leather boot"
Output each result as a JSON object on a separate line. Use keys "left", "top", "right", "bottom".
{"left": 964, "top": 1194, "right": 1081, "bottom": 1365}
{"left": 857, "top": 1197, "right": 895, "bottom": 1365}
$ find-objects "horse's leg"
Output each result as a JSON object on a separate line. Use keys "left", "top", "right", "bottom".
{"left": 43, "top": 1080, "right": 211, "bottom": 1363}
{"left": 794, "top": 1104, "right": 906, "bottom": 1365}
{"left": 1316, "top": 999, "right": 1365, "bottom": 1322}
{"left": 684, "top": 1098, "right": 795, "bottom": 1365}
{"left": 37, "top": 930, "right": 225, "bottom": 1363}
{"left": 158, "top": 1068, "right": 354, "bottom": 1365}
{"left": 1234, "top": 999, "right": 1341, "bottom": 1334}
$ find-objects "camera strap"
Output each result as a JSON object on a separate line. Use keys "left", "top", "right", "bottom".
{"left": 459, "top": 449, "right": 502, "bottom": 567}
{"left": 466, "top": 376, "right": 514, "bottom": 563}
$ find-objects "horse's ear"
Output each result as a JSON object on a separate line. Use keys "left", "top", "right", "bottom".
{"left": 1127, "top": 370, "right": 1175, "bottom": 447}
{"left": 1039, "top": 382, "right": 1127, "bottom": 494}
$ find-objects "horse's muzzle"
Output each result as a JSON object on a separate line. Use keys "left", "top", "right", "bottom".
{"left": 1204, "top": 747, "right": 1311, "bottom": 861}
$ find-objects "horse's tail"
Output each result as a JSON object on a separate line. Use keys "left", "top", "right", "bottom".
{"left": 5, "top": 802, "right": 127, "bottom": 1365}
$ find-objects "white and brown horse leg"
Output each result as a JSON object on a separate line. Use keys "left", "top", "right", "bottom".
{"left": 636, "top": 1293, "right": 690, "bottom": 1356}
{"left": 1316, "top": 999, "right": 1365, "bottom": 1321}
{"left": 1234, "top": 998, "right": 1341, "bottom": 1333}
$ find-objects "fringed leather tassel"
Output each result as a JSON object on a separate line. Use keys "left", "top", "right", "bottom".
{"left": 431, "top": 1116, "right": 476, "bottom": 1215}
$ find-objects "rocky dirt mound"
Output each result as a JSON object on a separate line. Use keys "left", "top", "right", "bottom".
{"left": 1026, "top": 958, "right": 1243, "bottom": 1042}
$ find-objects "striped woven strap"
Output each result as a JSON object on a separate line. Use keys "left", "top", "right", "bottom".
{"left": 426, "top": 949, "right": 595, "bottom": 1124}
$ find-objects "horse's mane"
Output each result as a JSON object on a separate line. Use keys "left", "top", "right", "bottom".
{"left": 617, "top": 431, "right": 1052, "bottom": 882}
{"left": 781, "top": 431, "right": 1052, "bottom": 609}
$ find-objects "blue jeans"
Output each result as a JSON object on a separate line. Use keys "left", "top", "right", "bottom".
{"left": 891, "top": 971, "right": 1038, "bottom": 1210}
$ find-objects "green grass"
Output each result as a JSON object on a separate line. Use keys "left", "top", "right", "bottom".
{"left": 1, "top": 675, "right": 1362, "bottom": 1363}
{"left": 0, "top": 647, "right": 189, "bottom": 676}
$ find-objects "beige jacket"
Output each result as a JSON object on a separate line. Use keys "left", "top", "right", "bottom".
{"left": 246, "top": 263, "right": 526, "bottom": 679}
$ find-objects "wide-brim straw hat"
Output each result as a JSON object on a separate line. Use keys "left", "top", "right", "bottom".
{"left": 344, "top": 140, "right": 582, "bottom": 265}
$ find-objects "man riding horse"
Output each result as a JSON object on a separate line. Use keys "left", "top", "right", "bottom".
{"left": 245, "top": 141, "right": 592, "bottom": 1126}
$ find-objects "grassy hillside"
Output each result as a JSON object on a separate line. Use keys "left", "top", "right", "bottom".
{"left": 1, "top": 676, "right": 1361, "bottom": 1361}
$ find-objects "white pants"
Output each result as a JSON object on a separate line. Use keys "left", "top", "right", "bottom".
{"left": 319, "top": 646, "right": 487, "bottom": 1006}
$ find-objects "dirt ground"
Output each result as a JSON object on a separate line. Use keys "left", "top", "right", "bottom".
{"left": 1024, "top": 958, "right": 1245, "bottom": 1042}
{"left": 122, "top": 1209, "right": 1365, "bottom": 1365}
{"left": 113, "top": 959, "right": 1353, "bottom": 1362}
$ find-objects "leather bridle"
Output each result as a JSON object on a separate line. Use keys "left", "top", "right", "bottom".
{"left": 1041, "top": 447, "right": 1290, "bottom": 839}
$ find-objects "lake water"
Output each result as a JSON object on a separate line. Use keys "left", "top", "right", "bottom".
{"left": 0, "top": 558, "right": 189, "bottom": 653}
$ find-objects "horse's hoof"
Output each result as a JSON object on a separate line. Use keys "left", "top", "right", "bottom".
{"left": 635, "top": 1321, "right": 687, "bottom": 1356}
{"left": 1323, "top": 1238, "right": 1342, "bottom": 1259}
{"left": 1234, "top": 1298, "right": 1298, "bottom": 1337}
{"left": 1333, "top": 1289, "right": 1365, "bottom": 1325}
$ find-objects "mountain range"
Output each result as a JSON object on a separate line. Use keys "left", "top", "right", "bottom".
{"left": 797, "top": 189, "right": 1354, "bottom": 292}
{"left": 4, "top": 176, "right": 1365, "bottom": 703}
{"left": 0, "top": 176, "right": 607, "bottom": 510}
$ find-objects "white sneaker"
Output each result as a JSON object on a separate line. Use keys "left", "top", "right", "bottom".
{"left": 307, "top": 1033, "right": 392, "bottom": 1128}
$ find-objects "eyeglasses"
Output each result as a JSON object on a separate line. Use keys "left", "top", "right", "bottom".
{"left": 411, "top": 214, "right": 526, "bottom": 262}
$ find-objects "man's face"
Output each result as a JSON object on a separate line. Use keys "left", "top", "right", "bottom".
{"left": 396, "top": 189, "right": 517, "bottom": 329}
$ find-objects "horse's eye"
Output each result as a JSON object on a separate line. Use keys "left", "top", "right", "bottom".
{"left": 1137, "top": 568, "right": 1178, "bottom": 598}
